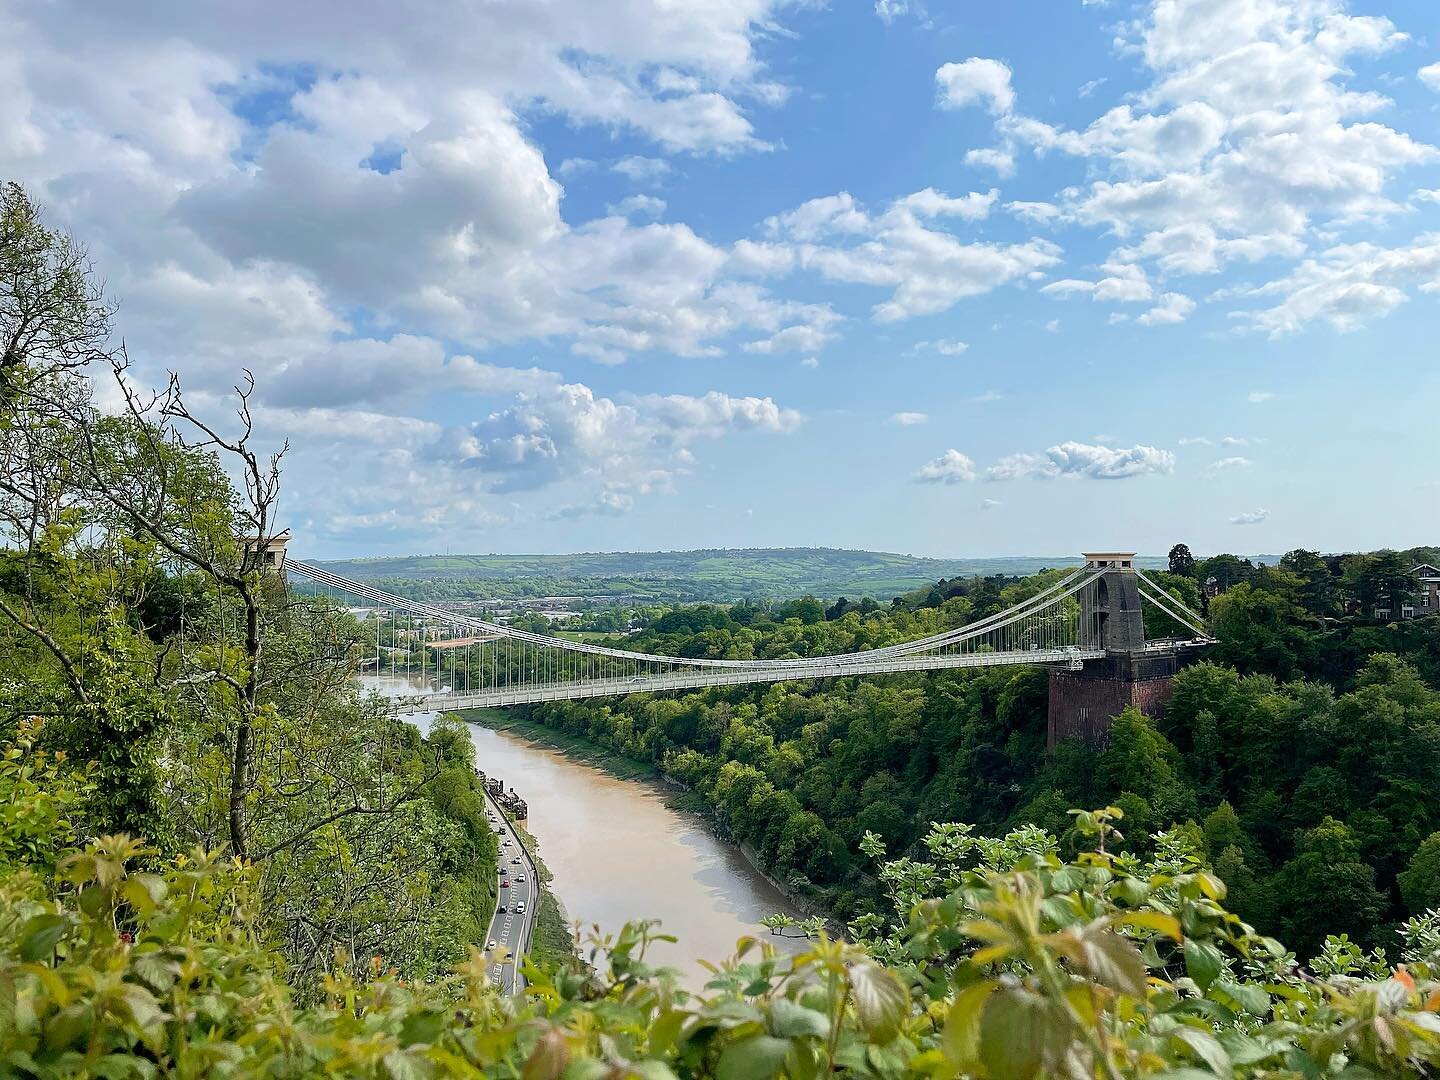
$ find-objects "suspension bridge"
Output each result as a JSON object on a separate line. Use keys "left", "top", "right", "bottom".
{"left": 284, "top": 552, "right": 1213, "bottom": 728}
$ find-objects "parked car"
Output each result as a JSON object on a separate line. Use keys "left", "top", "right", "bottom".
{"left": 497, "top": 905, "right": 506, "bottom": 913}
{"left": 514, "top": 874, "right": 525, "bottom": 883}
{"left": 500, "top": 880, "right": 509, "bottom": 888}
{"left": 511, "top": 856, "right": 521, "bottom": 864}
{"left": 486, "top": 940, "right": 497, "bottom": 950}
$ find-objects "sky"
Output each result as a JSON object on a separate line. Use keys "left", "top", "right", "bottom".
{"left": 3, "top": 0, "right": 1439, "bottom": 560}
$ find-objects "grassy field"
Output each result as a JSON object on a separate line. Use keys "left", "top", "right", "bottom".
{"left": 307, "top": 547, "right": 1172, "bottom": 605}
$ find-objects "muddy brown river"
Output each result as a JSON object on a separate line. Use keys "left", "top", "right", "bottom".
{"left": 360, "top": 676, "right": 808, "bottom": 988}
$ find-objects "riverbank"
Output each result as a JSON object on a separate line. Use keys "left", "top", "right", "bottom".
{"left": 459, "top": 707, "right": 663, "bottom": 783}
{"left": 455, "top": 705, "right": 837, "bottom": 933}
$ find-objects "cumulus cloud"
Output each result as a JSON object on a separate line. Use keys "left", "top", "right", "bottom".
{"left": 936, "top": 58, "right": 1015, "bottom": 114}
{"left": 1238, "top": 235, "right": 1440, "bottom": 336}
{"left": 1136, "top": 292, "right": 1196, "bottom": 324}
{"left": 1420, "top": 63, "right": 1440, "bottom": 92}
{"left": 765, "top": 188, "right": 1061, "bottom": 322}
{"left": 1230, "top": 508, "right": 1270, "bottom": 525}
{"left": 915, "top": 449, "right": 977, "bottom": 484}
{"left": 987, "top": 441, "right": 1175, "bottom": 480}
{"left": 947, "top": 0, "right": 1439, "bottom": 334}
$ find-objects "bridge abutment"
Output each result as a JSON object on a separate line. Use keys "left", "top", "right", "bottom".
{"left": 1047, "top": 651, "right": 1181, "bottom": 747}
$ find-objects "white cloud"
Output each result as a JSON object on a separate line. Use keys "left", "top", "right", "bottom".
{"left": 959, "top": 0, "right": 1439, "bottom": 330}
{"left": 1137, "top": 291, "right": 1196, "bottom": 324}
{"left": 606, "top": 194, "right": 667, "bottom": 219}
{"left": 874, "top": 0, "right": 910, "bottom": 23}
{"left": 891, "top": 411, "right": 929, "bottom": 425}
{"left": 1238, "top": 234, "right": 1440, "bottom": 335}
{"left": 912, "top": 338, "right": 971, "bottom": 355}
{"left": 767, "top": 189, "right": 1061, "bottom": 322}
{"left": 1178, "top": 435, "right": 1213, "bottom": 446}
{"left": 612, "top": 156, "right": 673, "bottom": 184}
{"left": 1247, "top": 391, "right": 1276, "bottom": 403}
{"left": 979, "top": 497, "right": 1001, "bottom": 510}
{"left": 1230, "top": 508, "right": 1270, "bottom": 525}
{"left": 965, "top": 147, "right": 1016, "bottom": 176}
{"left": 936, "top": 58, "right": 1016, "bottom": 114}
{"left": 915, "top": 449, "right": 977, "bottom": 484}
{"left": 987, "top": 441, "right": 1175, "bottom": 481}
{"left": 1205, "top": 455, "right": 1252, "bottom": 476}
{"left": 1420, "top": 63, "right": 1440, "bottom": 93}
{"left": 1042, "top": 262, "right": 1153, "bottom": 303}
{"left": 1006, "top": 200, "right": 1061, "bottom": 223}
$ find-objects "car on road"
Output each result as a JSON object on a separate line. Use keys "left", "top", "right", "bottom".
{"left": 497, "top": 905, "right": 506, "bottom": 913}
{"left": 514, "top": 874, "right": 525, "bottom": 883}
{"left": 500, "top": 880, "right": 509, "bottom": 888}
{"left": 511, "top": 856, "right": 521, "bottom": 864}
{"left": 515, "top": 902, "right": 525, "bottom": 914}
{"left": 486, "top": 940, "right": 497, "bottom": 950}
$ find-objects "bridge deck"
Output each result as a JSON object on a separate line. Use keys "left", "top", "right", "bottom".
{"left": 382, "top": 647, "right": 1108, "bottom": 713}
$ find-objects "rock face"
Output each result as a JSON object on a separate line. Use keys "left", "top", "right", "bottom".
{"left": 1047, "top": 652, "right": 1182, "bottom": 747}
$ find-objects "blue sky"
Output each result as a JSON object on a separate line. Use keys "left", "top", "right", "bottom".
{"left": 4, "top": 0, "right": 1439, "bottom": 559}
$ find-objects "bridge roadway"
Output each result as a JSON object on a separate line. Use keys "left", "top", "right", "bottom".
{"left": 384, "top": 646, "right": 1108, "bottom": 713}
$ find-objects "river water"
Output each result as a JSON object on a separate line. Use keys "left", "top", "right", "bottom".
{"left": 359, "top": 675, "right": 808, "bottom": 988}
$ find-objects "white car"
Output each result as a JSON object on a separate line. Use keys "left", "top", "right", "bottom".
{"left": 515, "top": 902, "right": 525, "bottom": 914}
{"left": 511, "top": 856, "right": 521, "bottom": 864}
{"left": 514, "top": 874, "right": 525, "bottom": 883}
{"left": 486, "top": 940, "right": 497, "bottom": 950}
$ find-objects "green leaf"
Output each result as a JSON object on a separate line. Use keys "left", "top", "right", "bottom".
{"left": 768, "top": 998, "right": 829, "bottom": 1040}
{"left": 1171, "top": 1026, "right": 1232, "bottom": 1076}
{"left": 1213, "top": 980, "right": 1270, "bottom": 1018}
{"left": 1078, "top": 928, "right": 1148, "bottom": 997}
{"left": 18, "top": 913, "right": 66, "bottom": 962}
{"left": 942, "top": 981, "right": 996, "bottom": 1067}
{"left": 980, "top": 989, "right": 1066, "bottom": 1080}
{"left": 848, "top": 960, "right": 909, "bottom": 1044}
{"left": 1183, "top": 938, "right": 1225, "bottom": 992}
{"left": 399, "top": 1009, "right": 448, "bottom": 1047}
{"left": 1118, "top": 910, "right": 1183, "bottom": 941}
{"left": 716, "top": 1035, "right": 790, "bottom": 1080}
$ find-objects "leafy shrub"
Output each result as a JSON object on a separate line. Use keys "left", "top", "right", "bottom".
{"left": 5, "top": 733, "right": 1440, "bottom": 1078}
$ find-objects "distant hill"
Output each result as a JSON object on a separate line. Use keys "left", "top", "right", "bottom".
{"left": 307, "top": 548, "right": 1173, "bottom": 605}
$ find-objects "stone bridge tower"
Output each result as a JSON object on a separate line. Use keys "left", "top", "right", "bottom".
{"left": 1047, "top": 552, "right": 1183, "bottom": 747}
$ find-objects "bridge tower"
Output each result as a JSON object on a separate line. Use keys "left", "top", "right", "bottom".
{"left": 1048, "top": 552, "right": 1182, "bottom": 747}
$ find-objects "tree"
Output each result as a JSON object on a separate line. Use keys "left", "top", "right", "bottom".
{"left": 1399, "top": 831, "right": 1440, "bottom": 914}
{"left": 1356, "top": 550, "right": 1417, "bottom": 619}
{"left": 1167, "top": 543, "right": 1196, "bottom": 578}
{"left": 1273, "top": 817, "right": 1387, "bottom": 956}
{"left": 1199, "top": 553, "right": 1254, "bottom": 592}
{"left": 1280, "top": 549, "right": 1340, "bottom": 618}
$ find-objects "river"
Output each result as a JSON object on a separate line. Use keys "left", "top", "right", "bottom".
{"left": 359, "top": 675, "right": 809, "bottom": 988}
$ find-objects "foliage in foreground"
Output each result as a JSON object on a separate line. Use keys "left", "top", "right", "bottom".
{"left": 6, "top": 736, "right": 1440, "bottom": 1078}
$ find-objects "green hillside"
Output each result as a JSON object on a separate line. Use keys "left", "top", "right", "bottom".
{"left": 307, "top": 547, "right": 1173, "bottom": 604}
